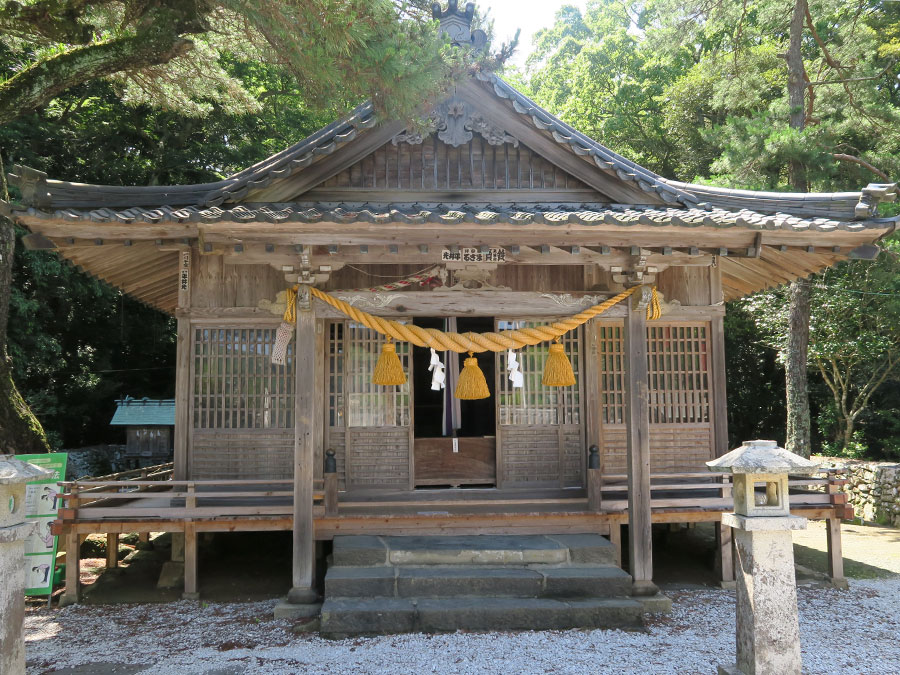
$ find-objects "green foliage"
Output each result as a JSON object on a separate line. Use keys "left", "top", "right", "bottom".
{"left": 10, "top": 224, "right": 176, "bottom": 448}
{"left": 723, "top": 304, "right": 787, "bottom": 448}
{"left": 1, "top": 54, "right": 337, "bottom": 447}
{"left": 742, "top": 238, "right": 900, "bottom": 455}
{"left": 524, "top": 0, "right": 900, "bottom": 459}
{"left": 524, "top": 0, "right": 900, "bottom": 186}
{"left": 0, "top": 1, "right": 507, "bottom": 125}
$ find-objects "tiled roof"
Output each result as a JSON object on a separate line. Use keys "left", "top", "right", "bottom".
{"left": 7, "top": 74, "right": 898, "bottom": 221}
{"left": 19, "top": 201, "right": 891, "bottom": 233}
{"left": 110, "top": 397, "right": 175, "bottom": 426}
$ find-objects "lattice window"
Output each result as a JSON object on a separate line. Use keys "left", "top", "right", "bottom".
{"left": 596, "top": 321, "right": 710, "bottom": 425}
{"left": 346, "top": 322, "right": 410, "bottom": 427}
{"left": 328, "top": 322, "right": 345, "bottom": 428}
{"left": 597, "top": 323, "right": 625, "bottom": 425}
{"left": 497, "top": 321, "right": 581, "bottom": 426}
{"left": 192, "top": 327, "right": 294, "bottom": 429}
{"left": 647, "top": 324, "right": 710, "bottom": 424}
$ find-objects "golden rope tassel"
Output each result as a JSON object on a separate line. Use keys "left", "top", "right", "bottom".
{"left": 372, "top": 338, "right": 406, "bottom": 386}
{"left": 647, "top": 287, "right": 662, "bottom": 321}
{"left": 455, "top": 352, "right": 490, "bottom": 400}
{"left": 542, "top": 340, "right": 576, "bottom": 387}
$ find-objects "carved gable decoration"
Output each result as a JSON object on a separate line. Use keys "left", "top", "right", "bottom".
{"left": 393, "top": 96, "right": 518, "bottom": 148}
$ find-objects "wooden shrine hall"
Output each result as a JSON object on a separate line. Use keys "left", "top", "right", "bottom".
{"left": 11, "top": 1, "right": 897, "bottom": 616}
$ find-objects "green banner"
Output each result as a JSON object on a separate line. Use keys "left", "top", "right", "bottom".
{"left": 19, "top": 453, "right": 68, "bottom": 596}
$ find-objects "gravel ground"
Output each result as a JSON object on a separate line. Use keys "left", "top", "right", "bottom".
{"left": 24, "top": 577, "right": 900, "bottom": 675}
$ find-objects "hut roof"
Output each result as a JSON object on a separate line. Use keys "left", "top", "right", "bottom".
{"left": 110, "top": 397, "right": 176, "bottom": 426}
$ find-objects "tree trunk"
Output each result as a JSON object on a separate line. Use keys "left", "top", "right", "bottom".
{"left": 787, "top": 0, "right": 808, "bottom": 191}
{"left": 784, "top": 0, "right": 811, "bottom": 458}
{"left": 785, "top": 280, "right": 811, "bottom": 457}
{"left": 0, "top": 214, "right": 50, "bottom": 454}
{"left": 842, "top": 416, "right": 854, "bottom": 452}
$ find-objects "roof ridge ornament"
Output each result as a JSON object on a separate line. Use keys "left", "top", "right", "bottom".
{"left": 432, "top": 1, "right": 487, "bottom": 50}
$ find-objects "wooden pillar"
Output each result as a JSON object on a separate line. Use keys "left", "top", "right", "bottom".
{"left": 826, "top": 517, "right": 847, "bottom": 587}
{"left": 288, "top": 287, "right": 318, "bottom": 604}
{"left": 716, "top": 522, "right": 735, "bottom": 586}
{"left": 608, "top": 522, "right": 623, "bottom": 568}
{"left": 173, "top": 248, "right": 192, "bottom": 481}
{"left": 60, "top": 530, "right": 80, "bottom": 606}
{"left": 710, "top": 313, "right": 729, "bottom": 458}
{"left": 183, "top": 523, "right": 198, "bottom": 600}
{"left": 324, "top": 450, "right": 338, "bottom": 517}
{"left": 624, "top": 291, "right": 656, "bottom": 594}
{"left": 587, "top": 445, "right": 602, "bottom": 512}
{"left": 105, "top": 533, "right": 119, "bottom": 569}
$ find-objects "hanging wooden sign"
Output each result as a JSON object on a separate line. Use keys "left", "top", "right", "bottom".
{"left": 441, "top": 247, "right": 507, "bottom": 263}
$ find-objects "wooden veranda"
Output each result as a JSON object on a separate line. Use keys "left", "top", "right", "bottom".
{"left": 53, "top": 463, "right": 852, "bottom": 601}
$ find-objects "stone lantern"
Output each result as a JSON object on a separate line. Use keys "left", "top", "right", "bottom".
{"left": 0, "top": 454, "right": 52, "bottom": 675}
{"left": 707, "top": 440, "right": 820, "bottom": 675}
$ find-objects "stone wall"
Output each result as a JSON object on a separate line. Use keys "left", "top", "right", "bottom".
{"left": 64, "top": 445, "right": 126, "bottom": 479}
{"left": 818, "top": 458, "right": 900, "bottom": 527}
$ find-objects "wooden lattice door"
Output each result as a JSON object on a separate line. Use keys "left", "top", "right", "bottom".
{"left": 326, "top": 321, "right": 412, "bottom": 490}
{"left": 496, "top": 322, "right": 585, "bottom": 488}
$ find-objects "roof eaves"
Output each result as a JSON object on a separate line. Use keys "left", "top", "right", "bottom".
{"left": 18, "top": 201, "right": 892, "bottom": 234}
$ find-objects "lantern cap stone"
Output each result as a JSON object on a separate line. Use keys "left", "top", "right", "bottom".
{"left": 706, "top": 440, "right": 820, "bottom": 475}
{"left": 0, "top": 454, "right": 53, "bottom": 485}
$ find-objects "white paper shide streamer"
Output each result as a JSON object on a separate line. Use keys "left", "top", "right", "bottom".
{"left": 428, "top": 348, "right": 446, "bottom": 390}
{"left": 507, "top": 349, "right": 524, "bottom": 388}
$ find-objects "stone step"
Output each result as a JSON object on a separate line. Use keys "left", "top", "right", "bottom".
{"left": 331, "top": 533, "right": 617, "bottom": 567}
{"left": 320, "top": 596, "right": 645, "bottom": 637}
{"left": 325, "top": 565, "right": 633, "bottom": 599}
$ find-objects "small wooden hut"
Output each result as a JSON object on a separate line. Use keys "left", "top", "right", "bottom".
{"left": 14, "top": 2, "right": 895, "bottom": 607}
{"left": 110, "top": 396, "right": 175, "bottom": 468}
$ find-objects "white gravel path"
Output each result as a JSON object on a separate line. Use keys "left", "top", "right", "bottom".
{"left": 24, "top": 578, "right": 900, "bottom": 675}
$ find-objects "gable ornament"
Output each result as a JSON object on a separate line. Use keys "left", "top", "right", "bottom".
{"left": 392, "top": 96, "right": 518, "bottom": 148}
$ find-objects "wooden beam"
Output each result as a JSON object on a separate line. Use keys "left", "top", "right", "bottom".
{"left": 624, "top": 295, "right": 655, "bottom": 593}
{"left": 288, "top": 289, "right": 318, "bottom": 604}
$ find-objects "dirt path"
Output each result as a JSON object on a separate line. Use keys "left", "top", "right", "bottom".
{"left": 793, "top": 521, "right": 900, "bottom": 578}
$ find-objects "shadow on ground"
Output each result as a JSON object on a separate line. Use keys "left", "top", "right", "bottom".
{"left": 81, "top": 531, "right": 295, "bottom": 604}
{"left": 70, "top": 520, "right": 898, "bottom": 605}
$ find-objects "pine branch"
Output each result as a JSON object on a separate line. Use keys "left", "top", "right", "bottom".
{"left": 832, "top": 153, "right": 890, "bottom": 181}
{"left": 0, "top": 26, "right": 196, "bottom": 126}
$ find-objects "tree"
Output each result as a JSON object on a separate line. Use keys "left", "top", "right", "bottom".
{"left": 0, "top": 1, "right": 508, "bottom": 453}
{"left": 745, "top": 242, "right": 900, "bottom": 454}
{"left": 1, "top": 57, "right": 337, "bottom": 449}
{"left": 525, "top": 3, "right": 695, "bottom": 177}
{"left": 525, "top": 0, "right": 900, "bottom": 456}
